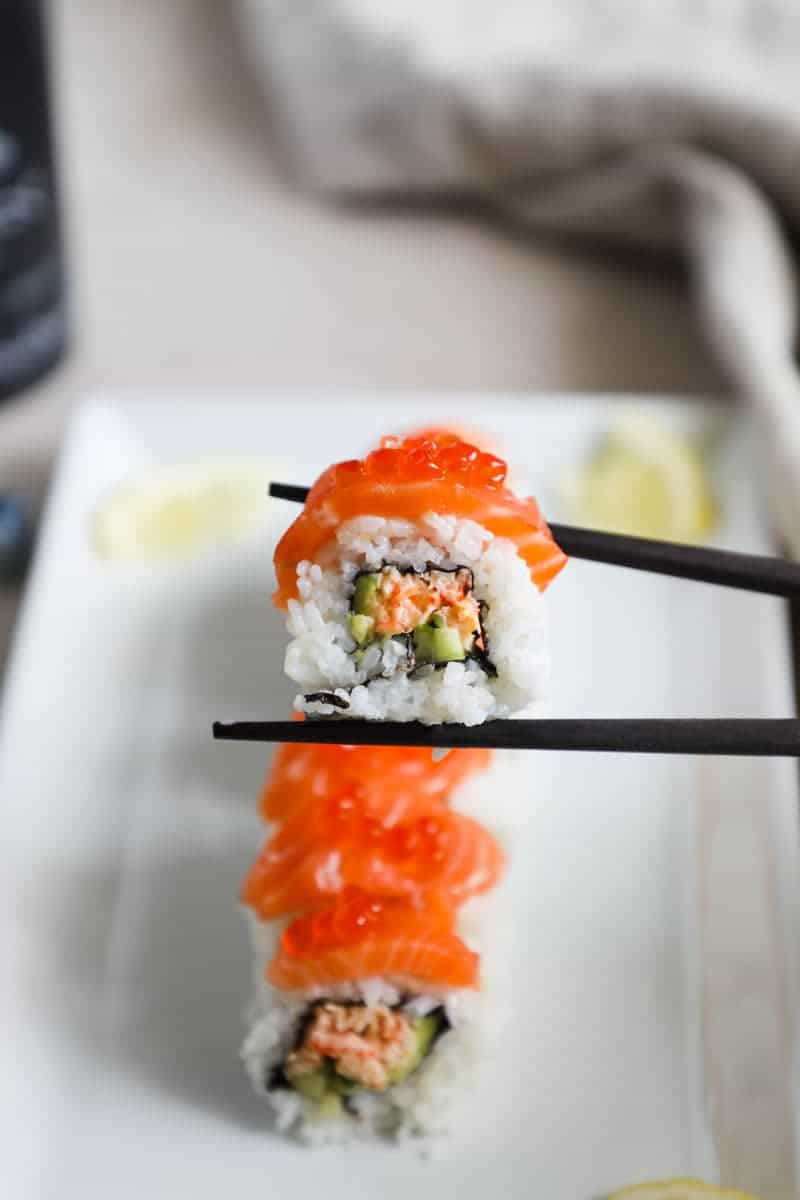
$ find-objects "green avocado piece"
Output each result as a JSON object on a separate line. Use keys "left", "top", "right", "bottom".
{"left": 412, "top": 623, "right": 436, "bottom": 661}
{"left": 432, "top": 626, "right": 466, "bottom": 662}
{"left": 413, "top": 621, "right": 466, "bottom": 664}
{"left": 317, "top": 1093, "right": 343, "bottom": 1119}
{"left": 348, "top": 612, "right": 375, "bottom": 646}
{"left": 289, "top": 1066, "right": 331, "bottom": 1102}
{"left": 288, "top": 1058, "right": 358, "bottom": 1101}
{"left": 387, "top": 1014, "right": 443, "bottom": 1084}
{"left": 352, "top": 573, "right": 379, "bottom": 615}
{"left": 330, "top": 1072, "right": 361, "bottom": 1096}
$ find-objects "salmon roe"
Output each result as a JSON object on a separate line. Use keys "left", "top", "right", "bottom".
{"left": 281, "top": 888, "right": 454, "bottom": 957}
{"left": 384, "top": 815, "right": 451, "bottom": 871}
{"left": 321, "top": 435, "right": 508, "bottom": 492}
{"left": 270, "top": 789, "right": 454, "bottom": 870}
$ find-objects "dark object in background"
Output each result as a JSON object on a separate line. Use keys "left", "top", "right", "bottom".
{"left": 0, "top": 0, "right": 67, "bottom": 401}
{"left": 0, "top": 494, "right": 32, "bottom": 582}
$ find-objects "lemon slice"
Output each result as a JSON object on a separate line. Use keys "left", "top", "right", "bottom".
{"left": 92, "top": 462, "right": 274, "bottom": 562}
{"left": 609, "top": 1181, "right": 759, "bottom": 1200}
{"left": 562, "top": 411, "right": 718, "bottom": 542}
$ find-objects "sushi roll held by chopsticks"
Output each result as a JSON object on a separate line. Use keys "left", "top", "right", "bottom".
{"left": 272, "top": 431, "right": 568, "bottom": 725}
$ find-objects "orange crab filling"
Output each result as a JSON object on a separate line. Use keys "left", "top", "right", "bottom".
{"left": 358, "top": 566, "right": 483, "bottom": 647}
{"left": 285, "top": 1003, "right": 417, "bottom": 1092}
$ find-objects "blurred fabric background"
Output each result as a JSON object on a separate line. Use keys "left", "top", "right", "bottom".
{"left": 3, "top": 0, "right": 788, "bottom": 662}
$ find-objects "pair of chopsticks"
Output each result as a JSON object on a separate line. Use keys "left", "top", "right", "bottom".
{"left": 211, "top": 482, "right": 800, "bottom": 757}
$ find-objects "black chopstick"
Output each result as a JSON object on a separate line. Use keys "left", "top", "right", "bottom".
{"left": 268, "top": 482, "right": 800, "bottom": 598}
{"left": 213, "top": 718, "right": 800, "bottom": 757}
{"left": 269, "top": 483, "right": 315, "bottom": 503}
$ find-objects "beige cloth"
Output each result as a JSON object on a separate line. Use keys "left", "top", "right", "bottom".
{"left": 236, "top": 0, "right": 800, "bottom": 552}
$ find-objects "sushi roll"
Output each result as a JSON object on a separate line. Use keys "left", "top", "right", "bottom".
{"left": 240, "top": 725, "right": 508, "bottom": 1141}
{"left": 242, "top": 888, "right": 505, "bottom": 1142}
{"left": 272, "top": 431, "right": 567, "bottom": 724}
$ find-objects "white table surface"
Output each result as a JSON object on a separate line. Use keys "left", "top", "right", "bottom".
{"left": 0, "top": 0, "right": 726, "bottom": 666}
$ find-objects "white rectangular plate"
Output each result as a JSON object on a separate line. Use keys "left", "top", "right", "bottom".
{"left": 1, "top": 393, "right": 797, "bottom": 1199}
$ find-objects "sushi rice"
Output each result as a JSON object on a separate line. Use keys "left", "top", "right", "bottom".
{"left": 284, "top": 515, "right": 550, "bottom": 725}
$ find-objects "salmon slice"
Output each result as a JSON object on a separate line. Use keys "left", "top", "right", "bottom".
{"left": 273, "top": 432, "right": 567, "bottom": 608}
{"left": 241, "top": 791, "right": 505, "bottom": 919}
{"left": 259, "top": 735, "right": 492, "bottom": 825}
{"left": 268, "top": 888, "right": 480, "bottom": 992}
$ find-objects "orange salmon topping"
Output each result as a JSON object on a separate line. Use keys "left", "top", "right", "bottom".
{"left": 259, "top": 736, "right": 492, "bottom": 825}
{"left": 273, "top": 433, "right": 567, "bottom": 608}
{"left": 269, "top": 888, "right": 479, "bottom": 991}
{"left": 240, "top": 790, "right": 505, "bottom": 918}
{"left": 280, "top": 888, "right": 453, "bottom": 956}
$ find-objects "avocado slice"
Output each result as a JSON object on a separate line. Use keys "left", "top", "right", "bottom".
{"left": 387, "top": 1014, "right": 443, "bottom": 1084}
{"left": 287, "top": 1057, "right": 358, "bottom": 1102}
{"left": 413, "top": 620, "right": 466, "bottom": 664}
{"left": 288, "top": 1064, "right": 331, "bottom": 1102}
{"left": 432, "top": 626, "right": 466, "bottom": 662}
{"left": 348, "top": 612, "right": 375, "bottom": 646}
{"left": 331, "top": 1073, "right": 360, "bottom": 1096}
{"left": 412, "top": 622, "right": 436, "bottom": 662}
{"left": 316, "top": 1093, "right": 343, "bottom": 1119}
{"left": 352, "top": 573, "right": 379, "bottom": 615}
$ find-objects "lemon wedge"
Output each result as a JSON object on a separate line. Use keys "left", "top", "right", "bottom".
{"left": 562, "top": 411, "right": 718, "bottom": 542}
{"left": 609, "top": 1181, "right": 759, "bottom": 1200}
{"left": 92, "top": 462, "right": 274, "bottom": 562}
